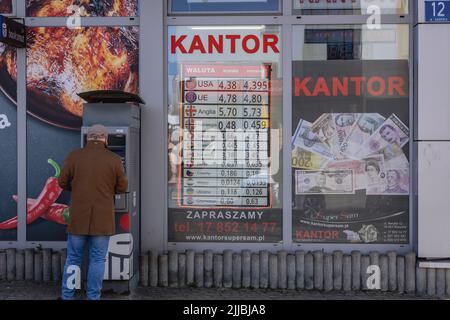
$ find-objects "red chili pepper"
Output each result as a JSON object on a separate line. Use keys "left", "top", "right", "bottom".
{"left": 43, "top": 205, "right": 70, "bottom": 225}
{"left": 0, "top": 159, "right": 63, "bottom": 230}
{"left": 13, "top": 196, "right": 69, "bottom": 225}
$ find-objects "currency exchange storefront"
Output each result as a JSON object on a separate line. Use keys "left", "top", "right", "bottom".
{"left": 164, "top": 0, "right": 412, "bottom": 254}
{"left": 1, "top": 0, "right": 433, "bottom": 291}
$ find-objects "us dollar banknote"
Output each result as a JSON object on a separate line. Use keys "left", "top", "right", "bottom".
{"left": 295, "top": 170, "right": 354, "bottom": 195}
{"left": 326, "top": 159, "right": 366, "bottom": 191}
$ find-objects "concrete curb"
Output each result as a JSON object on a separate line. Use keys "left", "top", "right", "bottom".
{"left": 0, "top": 248, "right": 448, "bottom": 297}
{"left": 178, "top": 253, "right": 186, "bottom": 287}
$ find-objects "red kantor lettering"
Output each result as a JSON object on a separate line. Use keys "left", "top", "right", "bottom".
{"left": 350, "top": 77, "right": 366, "bottom": 97}
{"left": 332, "top": 77, "right": 349, "bottom": 96}
{"left": 263, "top": 34, "right": 279, "bottom": 53}
{"left": 367, "top": 76, "right": 386, "bottom": 97}
{"left": 170, "top": 34, "right": 280, "bottom": 54}
{"left": 389, "top": 76, "right": 406, "bottom": 96}
{"left": 293, "top": 75, "right": 406, "bottom": 97}
{"left": 208, "top": 35, "right": 223, "bottom": 53}
{"left": 225, "top": 34, "right": 241, "bottom": 54}
{"left": 295, "top": 230, "right": 340, "bottom": 240}
{"left": 312, "top": 78, "right": 331, "bottom": 96}
{"left": 171, "top": 35, "right": 187, "bottom": 54}
{"left": 188, "top": 35, "right": 206, "bottom": 54}
{"left": 242, "top": 34, "right": 259, "bottom": 54}
{"left": 294, "top": 77, "right": 312, "bottom": 96}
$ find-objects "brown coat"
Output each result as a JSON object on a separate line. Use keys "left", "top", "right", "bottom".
{"left": 58, "top": 140, "right": 128, "bottom": 236}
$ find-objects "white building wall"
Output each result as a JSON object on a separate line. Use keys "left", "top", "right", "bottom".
{"left": 416, "top": 1, "right": 450, "bottom": 258}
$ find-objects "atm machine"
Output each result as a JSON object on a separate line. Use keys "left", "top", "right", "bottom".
{"left": 78, "top": 90, "right": 145, "bottom": 293}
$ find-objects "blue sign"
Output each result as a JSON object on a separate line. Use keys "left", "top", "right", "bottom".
{"left": 0, "top": 15, "right": 26, "bottom": 48}
{"left": 426, "top": 1, "right": 450, "bottom": 22}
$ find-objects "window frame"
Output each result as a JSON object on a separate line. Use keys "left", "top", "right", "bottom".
{"left": 168, "top": 0, "right": 283, "bottom": 16}
{"left": 291, "top": 0, "right": 410, "bottom": 16}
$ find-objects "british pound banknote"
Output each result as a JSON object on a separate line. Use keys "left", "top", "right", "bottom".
{"left": 363, "top": 154, "right": 388, "bottom": 195}
{"left": 295, "top": 170, "right": 354, "bottom": 195}
{"left": 325, "top": 154, "right": 387, "bottom": 193}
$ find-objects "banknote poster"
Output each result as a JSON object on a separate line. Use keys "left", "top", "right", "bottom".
{"left": 292, "top": 60, "right": 410, "bottom": 244}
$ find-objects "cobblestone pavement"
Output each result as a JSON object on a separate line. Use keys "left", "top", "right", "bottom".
{"left": 0, "top": 281, "right": 446, "bottom": 300}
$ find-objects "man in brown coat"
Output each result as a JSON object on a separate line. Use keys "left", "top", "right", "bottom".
{"left": 59, "top": 124, "right": 128, "bottom": 300}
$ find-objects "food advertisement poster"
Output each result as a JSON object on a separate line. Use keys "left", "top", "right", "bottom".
{"left": 292, "top": 60, "right": 410, "bottom": 244}
{"left": 0, "top": 44, "right": 16, "bottom": 241}
{"left": 26, "top": 0, "right": 138, "bottom": 17}
{"left": 0, "top": 26, "right": 139, "bottom": 241}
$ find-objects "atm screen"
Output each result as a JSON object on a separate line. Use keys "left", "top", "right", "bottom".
{"left": 109, "top": 147, "right": 126, "bottom": 169}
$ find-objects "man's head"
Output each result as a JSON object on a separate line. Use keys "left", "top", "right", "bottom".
{"left": 358, "top": 116, "right": 377, "bottom": 134}
{"left": 321, "top": 122, "right": 335, "bottom": 140}
{"left": 335, "top": 114, "right": 356, "bottom": 128}
{"left": 316, "top": 173, "right": 327, "bottom": 187}
{"left": 380, "top": 124, "right": 399, "bottom": 145}
{"left": 387, "top": 169, "right": 401, "bottom": 188}
{"left": 301, "top": 128, "right": 318, "bottom": 147}
{"left": 87, "top": 124, "right": 108, "bottom": 145}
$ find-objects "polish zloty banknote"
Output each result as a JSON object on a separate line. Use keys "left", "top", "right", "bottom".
{"left": 292, "top": 146, "right": 329, "bottom": 170}
{"left": 333, "top": 113, "right": 359, "bottom": 150}
{"left": 292, "top": 119, "right": 335, "bottom": 159}
{"left": 354, "top": 114, "right": 409, "bottom": 159}
{"left": 340, "top": 113, "right": 386, "bottom": 158}
{"left": 295, "top": 170, "right": 354, "bottom": 195}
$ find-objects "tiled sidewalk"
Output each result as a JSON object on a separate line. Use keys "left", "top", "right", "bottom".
{"left": 0, "top": 281, "right": 444, "bottom": 300}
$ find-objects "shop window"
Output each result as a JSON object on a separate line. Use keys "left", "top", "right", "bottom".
{"left": 168, "top": 26, "right": 283, "bottom": 243}
{"left": 0, "top": 0, "right": 15, "bottom": 15}
{"left": 291, "top": 25, "right": 410, "bottom": 244}
{"left": 0, "top": 43, "right": 17, "bottom": 241}
{"left": 25, "top": 26, "right": 139, "bottom": 241}
{"left": 169, "top": 0, "right": 281, "bottom": 14}
{"left": 26, "top": 0, "right": 138, "bottom": 17}
{"left": 292, "top": 0, "right": 408, "bottom": 15}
